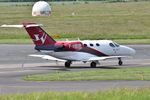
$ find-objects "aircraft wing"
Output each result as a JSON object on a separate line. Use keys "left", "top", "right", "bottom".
{"left": 88, "top": 56, "right": 130, "bottom": 61}
{"left": 29, "top": 54, "right": 66, "bottom": 62}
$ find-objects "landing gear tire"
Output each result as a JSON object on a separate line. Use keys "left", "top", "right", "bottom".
{"left": 65, "top": 61, "right": 71, "bottom": 68}
{"left": 118, "top": 58, "right": 123, "bottom": 66}
{"left": 90, "top": 62, "right": 97, "bottom": 68}
{"left": 118, "top": 60, "right": 123, "bottom": 66}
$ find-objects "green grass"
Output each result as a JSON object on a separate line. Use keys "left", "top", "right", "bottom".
{"left": 0, "top": 88, "right": 150, "bottom": 100}
{"left": 1, "top": 2, "right": 150, "bottom": 43}
{"left": 24, "top": 67, "right": 150, "bottom": 81}
{"left": 114, "top": 39, "right": 150, "bottom": 44}
{"left": 0, "top": 39, "right": 32, "bottom": 44}
{"left": 0, "top": 38, "right": 150, "bottom": 44}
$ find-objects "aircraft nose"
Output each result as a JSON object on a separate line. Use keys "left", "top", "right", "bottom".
{"left": 129, "top": 47, "right": 136, "bottom": 55}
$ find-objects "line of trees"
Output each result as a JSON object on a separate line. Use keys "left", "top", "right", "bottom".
{"left": 0, "top": 0, "right": 121, "bottom": 2}
{"left": 0, "top": 0, "right": 149, "bottom": 2}
{"left": 0, "top": 0, "right": 79, "bottom": 2}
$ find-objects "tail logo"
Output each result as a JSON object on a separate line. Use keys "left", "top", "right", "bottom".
{"left": 33, "top": 33, "right": 47, "bottom": 44}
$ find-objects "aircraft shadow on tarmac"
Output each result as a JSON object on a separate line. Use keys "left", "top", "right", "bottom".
{"left": 23, "top": 63, "right": 140, "bottom": 71}
{"left": 34, "top": 65, "right": 121, "bottom": 70}
{"left": 35, "top": 63, "right": 140, "bottom": 69}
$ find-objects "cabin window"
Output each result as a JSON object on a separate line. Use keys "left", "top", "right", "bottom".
{"left": 84, "top": 44, "right": 87, "bottom": 47}
{"left": 109, "top": 43, "right": 115, "bottom": 47}
{"left": 96, "top": 43, "right": 100, "bottom": 46}
{"left": 90, "top": 43, "right": 93, "bottom": 46}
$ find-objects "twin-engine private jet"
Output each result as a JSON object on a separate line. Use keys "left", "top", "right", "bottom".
{"left": 1, "top": 23, "right": 136, "bottom": 68}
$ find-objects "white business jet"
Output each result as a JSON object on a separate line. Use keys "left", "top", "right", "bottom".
{"left": 1, "top": 23, "right": 136, "bottom": 68}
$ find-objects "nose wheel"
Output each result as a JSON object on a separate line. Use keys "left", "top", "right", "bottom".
{"left": 65, "top": 61, "right": 72, "bottom": 68}
{"left": 118, "top": 58, "right": 123, "bottom": 66}
{"left": 90, "top": 62, "right": 97, "bottom": 68}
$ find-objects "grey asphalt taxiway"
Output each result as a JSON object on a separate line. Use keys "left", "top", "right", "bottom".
{"left": 0, "top": 44, "right": 150, "bottom": 94}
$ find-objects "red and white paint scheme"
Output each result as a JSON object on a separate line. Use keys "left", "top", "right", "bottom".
{"left": 1, "top": 23, "right": 136, "bottom": 68}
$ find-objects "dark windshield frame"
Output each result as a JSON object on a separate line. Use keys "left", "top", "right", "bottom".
{"left": 109, "top": 43, "right": 115, "bottom": 47}
{"left": 113, "top": 42, "right": 120, "bottom": 47}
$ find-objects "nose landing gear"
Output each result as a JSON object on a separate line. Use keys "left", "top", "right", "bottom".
{"left": 118, "top": 58, "right": 123, "bottom": 66}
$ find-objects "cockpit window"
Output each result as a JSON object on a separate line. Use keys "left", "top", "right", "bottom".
{"left": 113, "top": 42, "right": 120, "bottom": 47}
{"left": 109, "top": 43, "right": 115, "bottom": 47}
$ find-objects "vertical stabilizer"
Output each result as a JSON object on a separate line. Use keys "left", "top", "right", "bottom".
{"left": 23, "top": 23, "right": 56, "bottom": 46}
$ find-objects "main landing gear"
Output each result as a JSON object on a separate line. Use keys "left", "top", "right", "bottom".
{"left": 90, "top": 62, "right": 97, "bottom": 68}
{"left": 90, "top": 61, "right": 100, "bottom": 68}
{"left": 118, "top": 58, "right": 123, "bottom": 66}
{"left": 65, "top": 61, "right": 98, "bottom": 68}
{"left": 65, "top": 61, "right": 72, "bottom": 68}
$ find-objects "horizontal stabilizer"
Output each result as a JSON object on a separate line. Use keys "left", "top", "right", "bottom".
{"left": 1, "top": 24, "right": 43, "bottom": 28}
{"left": 1, "top": 24, "right": 23, "bottom": 28}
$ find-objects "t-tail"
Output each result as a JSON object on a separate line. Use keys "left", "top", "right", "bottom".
{"left": 23, "top": 23, "right": 56, "bottom": 46}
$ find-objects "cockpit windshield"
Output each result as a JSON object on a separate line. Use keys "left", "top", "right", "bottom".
{"left": 113, "top": 42, "right": 120, "bottom": 47}
{"left": 109, "top": 42, "right": 120, "bottom": 47}
{"left": 109, "top": 43, "right": 115, "bottom": 47}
